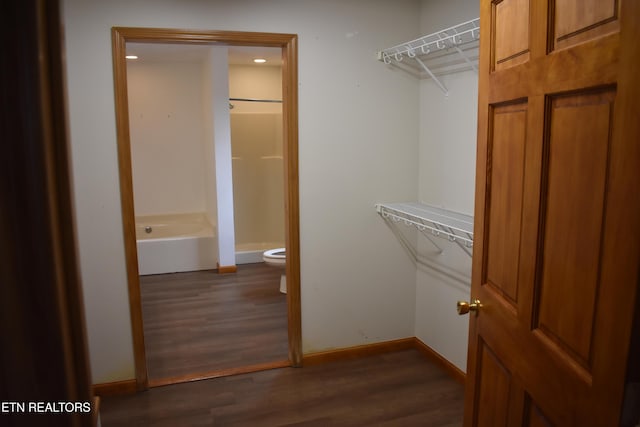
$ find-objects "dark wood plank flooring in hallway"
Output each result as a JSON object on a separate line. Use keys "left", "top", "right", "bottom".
{"left": 141, "top": 263, "right": 289, "bottom": 383}
{"left": 101, "top": 349, "right": 464, "bottom": 426}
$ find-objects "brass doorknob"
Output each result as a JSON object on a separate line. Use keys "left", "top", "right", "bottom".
{"left": 457, "top": 299, "right": 482, "bottom": 315}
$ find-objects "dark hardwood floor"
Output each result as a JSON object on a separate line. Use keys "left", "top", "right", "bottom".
{"left": 101, "top": 349, "right": 464, "bottom": 426}
{"left": 140, "top": 263, "right": 289, "bottom": 383}
{"left": 125, "top": 264, "right": 465, "bottom": 425}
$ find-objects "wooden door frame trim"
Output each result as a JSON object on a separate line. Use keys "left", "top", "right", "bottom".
{"left": 111, "top": 27, "right": 301, "bottom": 391}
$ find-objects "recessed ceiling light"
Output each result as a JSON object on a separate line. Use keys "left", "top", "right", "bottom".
{"left": 253, "top": 58, "right": 267, "bottom": 63}
{"left": 126, "top": 55, "right": 138, "bottom": 60}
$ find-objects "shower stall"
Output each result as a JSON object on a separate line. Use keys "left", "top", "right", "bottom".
{"left": 229, "top": 97, "right": 284, "bottom": 263}
{"left": 231, "top": 109, "right": 284, "bottom": 263}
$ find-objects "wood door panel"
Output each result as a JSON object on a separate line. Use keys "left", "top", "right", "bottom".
{"left": 493, "top": 0, "right": 530, "bottom": 70}
{"left": 474, "top": 340, "right": 512, "bottom": 427}
{"left": 534, "top": 89, "right": 615, "bottom": 371}
{"left": 466, "top": 0, "right": 639, "bottom": 425}
{"left": 484, "top": 102, "right": 527, "bottom": 305}
{"left": 524, "top": 396, "right": 553, "bottom": 427}
{"left": 474, "top": 298, "right": 584, "bottom": 425}
{"left": 553, "top": 0, "right": 620, "bottom": 51}
{"left": 489, "top": 33, "right": 619, "bottom": 104}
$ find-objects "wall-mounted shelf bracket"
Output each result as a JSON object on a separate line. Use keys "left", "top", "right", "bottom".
{"left": 377, "top": 18, "right": 480, "bottom": 95}
{"left": 376, "top": 202, "right": 474, "bottom": 257}
{"left": 414, "top": 57, "right": 448, "bottom": 95}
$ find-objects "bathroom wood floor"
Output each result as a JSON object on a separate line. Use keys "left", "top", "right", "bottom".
{"left": 100, "top": 349, "right": 465, "bottom": 426}
{"left": 140, "top": 262, "right": 289, "bottom": 383}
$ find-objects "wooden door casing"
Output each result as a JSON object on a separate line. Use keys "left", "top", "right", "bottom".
{"left": 466, "top": 0, "right": 640, "bottom": 425}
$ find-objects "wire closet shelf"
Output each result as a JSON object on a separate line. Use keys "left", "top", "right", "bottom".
{"left": 375, "top": 202, "right": 474, "bottom": 257}
{"left": 377, "top": 17, "right": 480, "bottom": 95}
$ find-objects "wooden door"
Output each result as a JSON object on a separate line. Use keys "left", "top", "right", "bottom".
{"left": 465, "top": 0, "right": 640, "bottom": 425}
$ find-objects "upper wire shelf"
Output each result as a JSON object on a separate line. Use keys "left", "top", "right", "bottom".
{"left": 377, "top": 18, "right": 480, "bottom": 95}
{"left": 376, "top": 202, "right": 474, "bottom": 257}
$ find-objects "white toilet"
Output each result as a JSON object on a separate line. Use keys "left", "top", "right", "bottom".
{"left": 263, "top": 248, "right": 286, "bottom": 294}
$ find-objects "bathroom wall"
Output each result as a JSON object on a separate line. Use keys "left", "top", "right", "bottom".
{"left": 207, "top": 46, "right": 236, "bottom": 268}
{"left": 229, "top": 64, "right": 282, "bottom": 113}
{"left": 127, "top": 60, "right": 207, "bottom": 216}
{"left": 63, "top": 0, "right": 420, "bottom": 383}
{"left": 414, "top": 0, "right": 479, "bottom": 372}
{"left": 201, "top": 51, "right": 217, "bottom": 229}
{"left": 229, "top": 64, "right": 285, "bottom": 248}
{"left": 127, "top": 50, "right": 231, "bottom": 266}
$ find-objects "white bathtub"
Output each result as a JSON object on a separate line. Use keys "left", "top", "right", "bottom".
{"left": 236, "top": 241, "right": 284, "bottom": 264}
{"left": 136, "top": 213, "right": 218, "bottom": 275}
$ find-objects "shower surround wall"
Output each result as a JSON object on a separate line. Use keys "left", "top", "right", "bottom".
{"left": 229, "top": 64, "right": 285, "bottom": 263}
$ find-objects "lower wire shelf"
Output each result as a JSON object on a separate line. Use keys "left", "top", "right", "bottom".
{"left": 375, "top": 202, "right": 474, "bottom": 257}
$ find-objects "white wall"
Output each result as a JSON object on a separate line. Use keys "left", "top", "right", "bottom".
{"left": 127, "top": 60, "right": 207, "bottom": 216}
{"left": 63, "top": 0, "right": 420, "bottom": 383}
{"left": 201, "top": 51, "right": 217, "bottom": 229}
{"left": 208, "top": 47, "right": 236, "bottom": 268}
{"left": 414, "top": 0, "right": 479, "bottom": 372}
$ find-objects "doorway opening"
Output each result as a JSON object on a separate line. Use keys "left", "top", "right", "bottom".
{"left": 111, "top": 27, "right": 301, "bottom": 391}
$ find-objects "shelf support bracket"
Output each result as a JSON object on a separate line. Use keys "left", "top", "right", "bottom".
{"left": 414, "top": 57, "right": 448, "bottom": 95}
{"left": 382, "top": 216, "right": 421, "bottom": 263}
{"left": 419, "top": 229, "right": 445, "bottom": 253}
{"left": 439, "top": 30, "right": 478, "bottom": 75}
{"left": 435, "top": 223, "right": 473, "bottom": 257}
{"left": 453, "top": 45, "right": 478, "bottom": 74}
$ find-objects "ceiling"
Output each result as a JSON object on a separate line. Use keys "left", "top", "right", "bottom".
{"left": 125, "top": 43, "right": 282, "bottom": 65}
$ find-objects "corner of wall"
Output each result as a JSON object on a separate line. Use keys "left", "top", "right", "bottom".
{"left": 414, "top": 0, "right": 480, "bottom": 374}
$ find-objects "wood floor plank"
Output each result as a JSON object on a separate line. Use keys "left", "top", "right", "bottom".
{"left": 125, "top": 264, "right": 465, "bottom": 425}
{"left": 101, "top": 349, "right": 464, "bottom": 426}
{"left": 140, "top": 263, "right": 289, "bottom": 382}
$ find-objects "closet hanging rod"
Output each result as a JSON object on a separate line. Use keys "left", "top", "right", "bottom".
{"left": 229, "top": 97, "right": 282, "bottom": 103}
